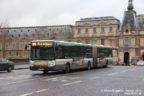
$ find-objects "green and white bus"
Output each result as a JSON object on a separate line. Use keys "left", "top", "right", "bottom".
{"left": 29, "top": 40, "right": 113, "bottom": 73}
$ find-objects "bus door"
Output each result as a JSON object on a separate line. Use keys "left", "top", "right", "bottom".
{"left": 97, "top": 48, "right": 106, "bottom": 67}
{"left": 72, "top": 57, "right": 84, "bottom": 69}
{"left": 71, "top": 46, "right": 84, "bottom": 69}
{"left": 92, "top": 45, "right": 98, "bottom": 67}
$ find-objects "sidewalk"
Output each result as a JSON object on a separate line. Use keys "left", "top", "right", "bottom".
{"left": 14, "top": 64, "right": 30, "bottom": 70}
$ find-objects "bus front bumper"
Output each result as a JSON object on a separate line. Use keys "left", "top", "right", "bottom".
{"left": 30, "top": 65, "right": 64, "bottom": 71}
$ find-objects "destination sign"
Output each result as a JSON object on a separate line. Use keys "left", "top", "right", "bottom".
{"left": 32, "top": 42, "right": 53, "bottom": 46}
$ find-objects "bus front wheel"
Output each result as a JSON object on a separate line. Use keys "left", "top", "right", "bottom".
{"left": 43, "top": 70, "right": 48, "bottom": 74}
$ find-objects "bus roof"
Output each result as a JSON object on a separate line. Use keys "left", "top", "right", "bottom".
{"left": 32, "top": 40, "right": 112, "bottom": 48}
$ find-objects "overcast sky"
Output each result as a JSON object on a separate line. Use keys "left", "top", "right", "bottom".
{"left": 0, "top": 0, "right": 143, "bottom": 27}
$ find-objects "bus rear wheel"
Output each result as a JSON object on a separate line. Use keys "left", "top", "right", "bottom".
{"left": 103, "top": 61, "right": 108, "bottom": 68}
{"left": 64, "top": 64, "right": 70, "bottom": 73}
{"left": 43, "top": 70, "right": 48, "bottom": 74}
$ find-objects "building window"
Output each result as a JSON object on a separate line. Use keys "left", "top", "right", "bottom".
{"left": 101, "top": 27, "right": 105, "bottom": 32}
{"left": 25, "top": 35, "right": 28, "bottom": 37}
{"left": 16, "top": 52, "right": 19, "bottom": 56}
{"left": 9, "top": 42, "right": 12, "bottom": 49}
{"left": 101, "top": 39, "right": 104, "bottom": 45}
{"left": 85, "top": 28, "right": 88, "bottom": 33}
{"left": 16, "top": 42, "right": 19, "bottom": 49}
{"left": 126, "top": 29, "right": 129, "bottom": 33}
{"left": 109, "top": 27, "right": 113, "bottom": 32}
{"left": 93, "top": 28, "right": 96, "bottom": 33}
{"left": 9, "top": 51, "right": 12, "bottom": 56}
{"left": 78, "top": 29, "right": 81, "bottom": 34}
{"left": 125, "top": 37, "right": 129, "bottom": 47}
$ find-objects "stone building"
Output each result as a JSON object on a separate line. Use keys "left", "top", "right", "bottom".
{"left": 73, "top": 16, "right": 120, "bottom": 63}
{"left": 0, "top": 25, "right": 73, "bottom": 63}
{"left": 74, "top": 0, "right": 144, "bottom": 64}
{"left": 118, "top": 0, "right": 144, "bottom": 64}
{"left": 0, "top": 0, "right": 144, "bottom": 64}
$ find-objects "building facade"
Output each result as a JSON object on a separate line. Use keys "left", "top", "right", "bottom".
{"left": 73, "top": 16, "right": 120, "bottom": 63}
{"left": 118, "top": 0, "right": 144, "bottom": 64}
{"left": 0, "top": 25, "right": 73, "bottom": 63}
{"left": 0, "top": 0, "right": 144, "bottom": 64}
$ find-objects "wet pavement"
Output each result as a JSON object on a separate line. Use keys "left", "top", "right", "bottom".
{"left": 0, "top": 66, "right": 144, "bottom": 96}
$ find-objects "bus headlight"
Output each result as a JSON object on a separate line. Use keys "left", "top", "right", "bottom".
{"left": 48, "top": 61, "right": 55, "bottom": 67}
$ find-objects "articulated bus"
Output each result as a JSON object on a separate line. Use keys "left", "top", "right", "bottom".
{"left": 29, "top": 40, "right": 113, "bottom": 73}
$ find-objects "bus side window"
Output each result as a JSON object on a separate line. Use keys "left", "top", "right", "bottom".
{"left": 56, "top": 47, "right": 63, "bottom": 59}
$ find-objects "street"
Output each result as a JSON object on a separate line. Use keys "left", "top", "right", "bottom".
{"left": 0, "top": 66, "right": 144, "bottom": 96}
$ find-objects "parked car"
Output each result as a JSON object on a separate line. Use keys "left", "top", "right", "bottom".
{"left": 0, "top": 58, "right": 15, "bottom": 72}
{"left": 136, "top": 61, "right": 144, "bottom": 66}
{"left": 131, "top": 56, "right": 139, "bottom": 66}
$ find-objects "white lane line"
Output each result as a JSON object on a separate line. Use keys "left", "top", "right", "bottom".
{"left": 46, "top": 76, "right": 66, "bottom": 81}
{"left": 0, "top": 78, "right": 5, "bottom": 80}
{"left": 46, "top": 77, "right": 58, "bottom": 81}
{"left": 63, "top": 80, "right": 82, "bottom": 86}
{"left": 7, "top": 79, "right": 36, "bottom": 85}
{"left": 108, "top": 72, "right": 118, "bottom": 76}
{"left": 36, "top": 89, "right": 49, "bottom": 93}
{"left": 20, "top": 92, "right": 34, "bottom": 96}
{"left": 20, "top": 89, "right": 49, "bottom": 96}
{"left": 90, "top": 77, "right": 100, "bottom": 80}
{"left": 120, "top": 71, "right": 126, "bottom": 73}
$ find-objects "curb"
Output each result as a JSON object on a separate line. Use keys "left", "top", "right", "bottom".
{"left": 14, "top": 67, "right": 29, "bottom": 70}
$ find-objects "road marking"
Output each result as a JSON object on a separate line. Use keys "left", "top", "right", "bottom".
{"left": 36, "top": 89, "right": 49, "bottom": 93}
{"left": 108, "top": 72, "right": 118, "bottom": 76}
{"left": 46, "top": 77, "right": 58, "bottom": 81}
{"left": 63, "top": 80, "right": 82, "bottom": 86}
{"left": 20, "top": 89, "right": 49, "bottom": 96}
{"left": 0, "top": 78, "right": 5, "bottom": 80}
{"left": 61, "top": 80, "right": 68, "bottom": 82}
{"left": 7, "top": 79, "right": 36, "bottom": 85}
{"left": 90, "top": 77, "right": 100, "bottom": 80}
{"left": 20, "top": 92, "right": 34, "bottom": 96}
{"left": 0, "top": 75, "right": 31, "bottom": 80}
{"left": 120, "top": 71, "right": 126, "bottom": 73}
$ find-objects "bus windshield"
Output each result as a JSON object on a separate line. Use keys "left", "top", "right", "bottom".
{"left": 31, "top": 47, "right": 55, "bottom": 60}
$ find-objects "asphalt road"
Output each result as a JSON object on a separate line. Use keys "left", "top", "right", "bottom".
{"left": 0, "top": 66, "right": 144, "bottom": 96}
